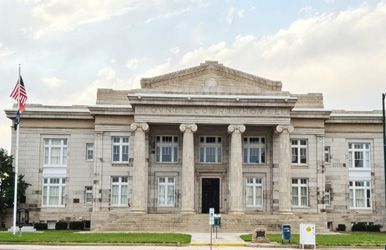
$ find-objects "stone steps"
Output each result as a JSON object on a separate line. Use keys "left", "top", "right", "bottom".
{"left": 91, "top": 212, "right": 328, "bottom": 232}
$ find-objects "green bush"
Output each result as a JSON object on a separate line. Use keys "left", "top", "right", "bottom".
{"left": 337, "top": 224, "right": 346, "bottom": 231}
{"left": 34, "top": 222, "right": 47, "bottom": 230}
{"left": 352, "top": 222, "right": 382, "bottom": 232}
{"left": 69, "top": 221, "right": 85, "bottom": 230}
{"left": 55, "top": 221, "right": 68, "bottom": 230}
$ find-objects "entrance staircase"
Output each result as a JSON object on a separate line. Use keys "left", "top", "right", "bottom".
{"left": 91, "top": 211, "right": 328, "bottom": 232}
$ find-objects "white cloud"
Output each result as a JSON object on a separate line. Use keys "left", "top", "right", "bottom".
{"left": 170, "top": 47, "right": 180, "bottom": 54}
{"left": 42, "top": 77, "right": 63, "bottom": 88}
{"left": 225, "top": 7, "right": 237, "bottom": 24}
{"left": 144, "top": 8, "right": 190, "bottom": 24}
{"left": 0, "top": 43, "right": 14, "bottom": 57}
{"left": 166, "top": 3, "right": 386, "bottom": 110}
{"left": 26, "top": 0, "right": 162, "bottom": 39}
{"left": 126, "top": 59, "right": 139, "bottom": 70}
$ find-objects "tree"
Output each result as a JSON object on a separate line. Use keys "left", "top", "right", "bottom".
{"left": 0, "top": 148, "right": 30, "bottom": 228}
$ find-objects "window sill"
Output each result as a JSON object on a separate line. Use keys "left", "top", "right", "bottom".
{"left": 111, "top": 205, "right": 129, "bottom": 208}
{"left": 42, "top": 205, "right": 65, "bottom": 208}
{"left": 291, "top": 164, "right": 308, "bottom": 168}
{"left": 349, "top": 207, "right": 372, "bottom": 210}
{"left": 348, "top": 168, "right": 371, "bottom": 171}
{"left": 157, "top": 205, "right": 176, "bottom": 208}
{"left": 292, "top": 206, "right": 310, "bottom": 209}
{"left": 43, "top": 165, "right": 67, "bottom": 168}
{"left": 112, "top": 163, "right": 129, "bottom": 166}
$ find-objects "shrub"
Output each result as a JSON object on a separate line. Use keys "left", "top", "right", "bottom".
{"left": 55, "top": 221, "right": 68, "bottom": 230}
{"left": 351, "top": 222, "right": 382, "bottom": 232}
{"left": 69, "top": 221, "right": 85, "bottom": 230}
{"left": 336, "top": 224, "right": 346, "bottom": 231}
{"left": 34, "top": 222, "right": 47, "bottom": 230}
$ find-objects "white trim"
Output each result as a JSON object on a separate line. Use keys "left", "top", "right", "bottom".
{"left": 128, "top": 92, "right": 296, "bottom": 101}
{"left": 155, "top": 135, "right": 178, "bottom": 163}
{"left": 292, "top": 178, "right": 309, "bottom": 208}
{"left": 42, "top": 177, "right": 66, "bottom": 208}
{"left": 112, "top": 137, "right": 129, "bottom": 163}
{"left": 199, "top": 136, "right": 222, "bottom": 164}
{"left": 349, "top": 180, "right": 371, "bottom": 209}
{"left": 245, "top": 177, "right": 263, "bottom": 208}
{"left": 243, "top": 136, "right": 266, "bottom": 164}
{"left": 111, "top": 176, "right": 129, "bottom": 207}
{"left": 158, "top": 177, "right": 176, "bottom": 207}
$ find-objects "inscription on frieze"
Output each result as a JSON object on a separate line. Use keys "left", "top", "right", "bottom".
{"left": 135, "top": 106, "right": 288, "bottom": 117}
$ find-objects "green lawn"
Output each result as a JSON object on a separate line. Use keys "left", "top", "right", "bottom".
{"left": 241, "top": 232, "right": 386, "bottom": 246}
{"left": 0, "top": 231, "right": 191, "bottom": 244}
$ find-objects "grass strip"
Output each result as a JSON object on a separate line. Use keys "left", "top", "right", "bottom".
{"left": 241, "top": 232, "right": 386, "bottom": 246}
{"left": 0, "top": 231, "right": 191, "bottom": 244}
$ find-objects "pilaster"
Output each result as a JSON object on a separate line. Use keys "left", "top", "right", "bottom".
{"left": 227, "top": 124, "right": 246, "bottom": 214}
{"left": 179, "top": 123, "right": 198, "bottom": 213}
{"left": 130, "top": 122, "right": 149, "bottom": 213}
{"left": 275, "top": 124, "right": 294, "bottom": 214}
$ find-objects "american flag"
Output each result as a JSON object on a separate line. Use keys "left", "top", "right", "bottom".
{"left": 10, "top": 76, "right": 28, "bottom": 112}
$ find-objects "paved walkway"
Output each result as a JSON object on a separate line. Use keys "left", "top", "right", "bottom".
{"left": 190, "top": 232, "right": 247, "bottom": 245}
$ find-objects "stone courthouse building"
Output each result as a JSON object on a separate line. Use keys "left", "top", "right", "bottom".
{"left": 5, "top": 61, "right": 385, "bottom": 231}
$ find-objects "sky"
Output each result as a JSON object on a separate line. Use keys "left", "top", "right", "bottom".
{"left": 1, "top": 0, "right": 386, "bottom": 152}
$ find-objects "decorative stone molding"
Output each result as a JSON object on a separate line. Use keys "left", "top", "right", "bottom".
{"left": 275, "top": 124, "right": 294, "bottom": 134}
{"left": 179, "top": 123, "right": 197, "bottom": 133}
{"left": 130, "top": 122, "right": 149, "bottom": 132}
{"left": 227, "top": 124, "right": 246, "bottom": 134}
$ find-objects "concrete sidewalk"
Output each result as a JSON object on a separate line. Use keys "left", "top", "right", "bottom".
{"left": 190, "top": 232, "right": 247, "bottom": 246}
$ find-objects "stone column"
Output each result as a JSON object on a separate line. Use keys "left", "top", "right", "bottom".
{"left": 275, "top": 125, "right": 294, "bottom": 213}
{"left": 228, "top": 124, "right": 246, "bottom": 214}
{"left": 130, "top": 122, "right": 149, "bottom": 213}
{"left": 179, "top": 123, "right": 197, "bottom": 213}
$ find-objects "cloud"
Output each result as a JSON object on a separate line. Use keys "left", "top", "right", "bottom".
{"left": 0, "top": 43, "right": 14, "bottom": 57}
{"left": 144, "top": 8, "right": 190, "bottom": 24}
{"left": 42, "top": 77, "right": 63, "bottom": 88}
{"left": 26, "top": 0, "right": 162, "bottom": 39}
{"left": 160, "top": 3, "right": 386, "bottom": 110}
{"left": 170, "top": 47, "right": 180, "bottom": 54}
{"left": 225, "top": 7, "right": 237, "bottom": 24}
{"left": 126, "top": 59, "right": 139, "bottom": 70}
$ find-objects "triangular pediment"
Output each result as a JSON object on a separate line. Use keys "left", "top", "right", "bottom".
{"left": 140, "top": 61, "right": 282, "bottom": 94}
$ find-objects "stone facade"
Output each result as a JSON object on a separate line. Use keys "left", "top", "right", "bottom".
{"left": 5, "top": 61, "right": 385, "bottom": 231}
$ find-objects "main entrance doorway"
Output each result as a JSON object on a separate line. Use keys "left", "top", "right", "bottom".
{"left": 201, "top": 178, "right": 220, "bottom": 213}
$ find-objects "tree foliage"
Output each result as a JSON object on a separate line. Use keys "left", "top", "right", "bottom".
{"left": 0, "top": 148, "right": 30, "bottom": 228}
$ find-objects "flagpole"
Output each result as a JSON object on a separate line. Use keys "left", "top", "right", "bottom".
{"left": 12, "top": 65, "right": 21, "bottom": 234}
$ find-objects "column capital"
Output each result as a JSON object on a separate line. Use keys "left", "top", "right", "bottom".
{"left": 179, "top": 123, "right": 197, "bottom": 133}
{"left": 275, "top": 124, "right": 294, "bottom": 134}
{"left": 227, "top": 124, "right": 246, "bottom": 134}
{"left": 130, "top": 122, "right": 149, "bottom": 132}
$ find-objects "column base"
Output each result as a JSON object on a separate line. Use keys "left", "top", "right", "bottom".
{"left": 278, "top": 210, "right": 293, "bottom": 215}
{"left": 130, "top": 208, "right": 147, "bottom": 214}
{"left": 180, "top": 209, "right": 195, "bottom": 214}
{"left": 228, "top": 209, "right": 244, "bottom": 214}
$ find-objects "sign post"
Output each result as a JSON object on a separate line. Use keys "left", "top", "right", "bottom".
{"left": 209, "top": 208, "right": 214, "bottom": 250}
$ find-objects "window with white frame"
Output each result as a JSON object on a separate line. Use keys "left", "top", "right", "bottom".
{"left": 86, "top": 143, "right": 94, "bottom": 161}
{"left": 158, "top": 177, "right": 175, "bottom": 207}
{"left": 44, "top": 139, "right": 67, "bottom": 167}
{"left": 245, "top": 177, "right": 263, "bottom": 208}
{"left": 291, "top": 139, "right": 307, "bottom": 164}
{"left": 324, "top": 146, "right": 331, "bottom": 163}
{"left": 84, "top": 186, "right": 93, "bottom": 205}
{"left": 156, "top": 136, "right": 178, "bottom": 163}
{"left": 292, "top": 178, "right": 308, "bottom": 207}
{"left": 112, "top": 137, "right": 129, "bottom": 163}
{"left": 348, "top": 143, "right": 370, "bottom": 168}
{"left": 349, "top": 180, "right": 371, "bottom": 209}
{"left": 324, "top": 190, "right": 331, "bottom": 206}
{"left": 243, "top": 137, "right": 266, "bottom": 164}
{"left": 199, "top": 136, "right": 222, "bottom": 163}
{"left": 42, "top": 177, "right": 66, "bottom": 207}
{"left": 111, "top": 177, "right": 128, "bottom": 206}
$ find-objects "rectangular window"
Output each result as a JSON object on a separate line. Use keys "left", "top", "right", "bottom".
{"left": 86, "top": 143, "right": 94, "bottom": 161}
{"left": 243, "top": 137, "right": 266, "bottom": 164}
{"left": 84, "top": 186, "right": 93, "bottom": 205}
{"left": 199, "top": 136, "right": 222, "bottom": 163}
{"left": 324, "top": 146, "right": 331, "bottom": 163}
{"left": 111, "top": 177, "right": 128, "bottom": 206}
{"left": 42, "top": 177, "right": 66, "bottom": 207}
{"left": 348, "top": 143, "right": 370, "bottom": 168}
{"left": 292, "top": 178, "right": 308, "bottom": 207}
{"left": 44, "top": 139, "right": 67, "bottom": 167}
{"left": 112, "top": 137, "right": 129, "bottom": 163}
{"left": 349, "top": 180, "right": 371, "bottom": 209}
{"left": 155, "top": 136, "right": 178, "bottom": 163}
{"left": 291, "top": 139, "right": 307, "bottom": 164}
{"left": 158, "top": 177, "right": 175, "bottom": 207}
{"left": 245, "top": 177, "right": 263, "bottom": 208}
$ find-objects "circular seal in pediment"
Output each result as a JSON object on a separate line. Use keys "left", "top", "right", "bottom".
{"left": 205, "top": 77, "right": 218, "bottom": 87}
